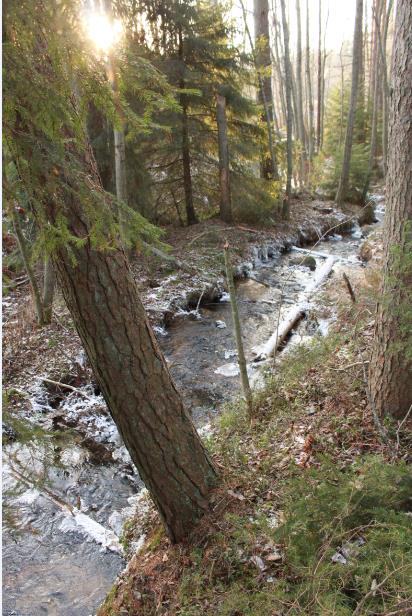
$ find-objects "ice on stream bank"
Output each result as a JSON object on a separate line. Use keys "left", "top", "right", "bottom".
{"left": 59, "top": 512, "right": 123, "bottom": 554}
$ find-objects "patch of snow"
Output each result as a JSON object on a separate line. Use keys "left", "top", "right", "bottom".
{"left": 198, "top": 423, "right": 213, "bottom": 438}
{"left": 351, "top": 224, "right": 364, "bottom": 240}
{"left": 60, "top": 446, "right": 88, "bottom": 467}
{"left": 59, "top": 512, "right": 123, "bottom": 554}
{"left": 215, "top": 320, "right": 227, "bottom": 329}
{"left": 153, "top": 325, "right": 168, "bottom": 337}
{"left": 219, "top": 292, "right": 230, "bottom": 303}
{"left": 214, "top": 363, "right": 239, "bottom": 377}
{"left": 16, "top": 488, "right": 41, "bottom": 506}
{"left": 224, "top": 350, "right": 238, "bottom": 359}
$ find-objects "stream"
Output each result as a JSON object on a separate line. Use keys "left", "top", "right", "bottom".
{"left": 2, "top": 199, "right": 384, "bottom": 616}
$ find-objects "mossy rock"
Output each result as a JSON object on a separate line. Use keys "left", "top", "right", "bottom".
{"left": 289, "top": 256, "right": 317, "bottom": 271}
{"left": 358, "top": 202, "right": 377, "bottom": 226}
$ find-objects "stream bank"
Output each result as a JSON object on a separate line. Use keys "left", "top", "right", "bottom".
{"left": 2, "top": 197, "right": 382, "bottom": 616}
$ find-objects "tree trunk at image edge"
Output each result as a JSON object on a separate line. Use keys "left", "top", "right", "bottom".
{"left": 369, "top": 0, "right": 412, "bottom": 420}
{"left": 335, "top": 0, "right": 363, "bottom": 206}
{"left": 216, "top": 93, "right": 232, "bottom": 223}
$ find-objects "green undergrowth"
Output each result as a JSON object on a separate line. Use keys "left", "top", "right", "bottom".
{"left": 176, "top": 460, "right": 412, "bottom": 616}
{"left": 177, "top": 335, "right": 412, "bottom": 615}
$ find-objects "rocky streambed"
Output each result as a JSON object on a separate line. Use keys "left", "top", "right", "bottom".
{"left": 2, "top": 198, "right": 384, "bottom": 616}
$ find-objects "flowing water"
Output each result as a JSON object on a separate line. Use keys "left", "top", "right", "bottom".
{"left": 2, "top": 200, "right": 384, "bottom": 616}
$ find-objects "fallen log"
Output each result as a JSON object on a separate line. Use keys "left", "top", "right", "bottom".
{"left": 254, "top": 256, "right": 336, "bottom": 360}
{"left": 291, "top": 245, "right": 357, "bottom": 265}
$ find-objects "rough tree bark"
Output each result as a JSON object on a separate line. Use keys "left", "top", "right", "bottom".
{"left": 369, "top": 0, "right": 412, "bottom": 420}
{"left": 335, "top": 0, "right": 363, "bottom": 206}
{"left": 280, "top": 0, "right": 293, "bottom": 219}
{"left": 216, "top": 93, "right": 232, "bottom": 223}
{"left": 53, "top": 203, "right": 217, "bottom": 539}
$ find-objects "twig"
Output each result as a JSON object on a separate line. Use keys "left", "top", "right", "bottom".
{"left": 352, "top": 566, "right": 409, "bottom": 616}
{"left": 342, "top": 272, "right": 356, "bottom": 303}
{"left": 396, "top": 403, "right": 412, "bottom": 452}
{"left": 331, "top": 360, "right": 368, "bottom": 371}
{"left": 37, "top": 377, "right": 92, "bottom": 400}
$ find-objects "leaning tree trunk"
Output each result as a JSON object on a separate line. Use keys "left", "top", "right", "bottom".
{"left": 280, "top": 0, "right": 293, "bottom": 219}
{"left": 52, "top": 199, "right": 217, "bottom": 540}
{"left": 369, "top": 0, "right": 412, "bottom": 420}
{"left": 335, "top": 0, "right": 363, "bottom": 206}
{"left": 216, "top": 93, "right": 232, "bottom": 223}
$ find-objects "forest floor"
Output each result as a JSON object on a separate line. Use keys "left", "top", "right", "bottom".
{"left": 96, "top": 220, "right": 412, "bottom": 616}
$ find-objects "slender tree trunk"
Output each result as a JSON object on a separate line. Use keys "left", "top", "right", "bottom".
{"left": 42, "top": 257, "right": 55, "bottom": 324}
{"left": 224, "top": 243, "right": 253, "bottom": 418}
{"left": 369, "top": 0, "right": 412, "bottom": 420}
{"left": 216, "top": 93, "right": 232, "bottom": 223}
{"left": 280, "top": 0, "right": 293, "bottom": 218}
{"left": 239, "top": 0, "right": 279, "bottom": 182}
{"left": 273, "top": 14, "right": 287, "bottom": 127}
{"left": 295, "top": 0, "right": 307, "bottom": 185}
{"left": 363, "top": 0, "right": 383, "bottom": 198}
{"left": 251, "top": 0, "right": 280, "bottom": 180}
{"left": 320, "top": 7, "right": 329, "bottom": 151}
{"left": 316, "top": 0, "right": 322, "bottom": 153}
{"left": 305, "top": 0, "right": 314, "bottom": 162}
{"left": 11, "top": 207, "right": 45, "bottom": 326}
{"left": 107, "top": 57, "right": 128, "bottom": 242}
{"left": 178, "top": 27, "right": 198, "bottom": 226}
{"left": 338, "top": 43, "right": 345, "bottom": 148}
{"left": 181, "top": 100, "right": 198, "bottom": 225}
{"left": 335, "top": 0, "right": 363, "bottom": 206}
{"left": 379, "top": 0, "right": 394, "bottom": 175}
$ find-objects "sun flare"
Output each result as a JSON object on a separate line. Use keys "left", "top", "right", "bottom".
{"left": 83, "top": 11, "right": 123, "bottom": 53}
